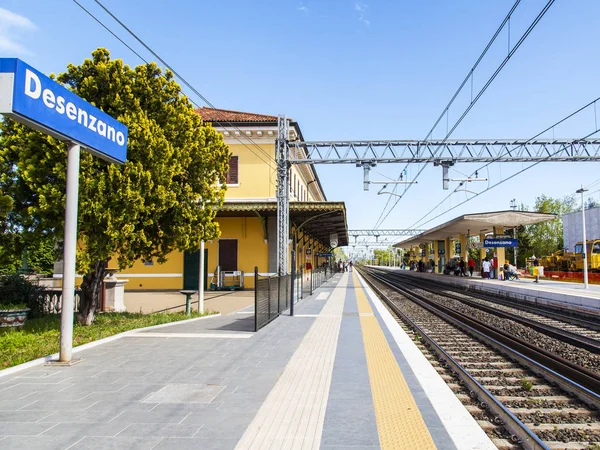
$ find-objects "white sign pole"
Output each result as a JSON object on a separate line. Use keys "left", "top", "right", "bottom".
{"left": 59, "top": 142, "right": 81, "bottom": 363}
{"left": 198, "top": 240, "right": 205, "bottom": 314}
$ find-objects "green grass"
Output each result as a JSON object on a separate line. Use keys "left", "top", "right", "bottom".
{"left": 0, "top": 303, "right": 28, "bottom": 311}
{"left": 521, "top": 378, "right": 534, "bottom": 391}
{"left": 0, "top": 311, "right": 214, "bottom": 369}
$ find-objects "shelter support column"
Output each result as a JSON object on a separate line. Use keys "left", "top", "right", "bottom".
{"left": 494, "top": 226, "right": 506, "bottom": 278}
{"left": 433, "top": 241, "right": 439, "bottom": 273}
{"left": 459, "top": 233, "right": 468, "bottom": 263}
{"left": 444, "top": 237, "right": 451, "bottom": 264}
{"left": 479, "top": 233, "right": 487, "bottom": 262}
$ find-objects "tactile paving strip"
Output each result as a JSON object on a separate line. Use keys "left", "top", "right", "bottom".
{"left": 352, "top": 273, "right": 437, "bottom": 450}
{"left": 234, "top": 274, "right": 347, "bottom": 450}
{"left": 141, "top": 384, "right": 225, "bottom": 404}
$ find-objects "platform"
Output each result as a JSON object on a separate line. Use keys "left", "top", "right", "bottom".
{"left": 0, "top": 272, "right": 493, "bottom": 450}
{"left": 387, "top": 268, "right": 600, "bottom": 315}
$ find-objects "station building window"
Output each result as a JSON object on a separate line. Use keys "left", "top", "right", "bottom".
{"left": 218, "top": 239, "right": 238, "bottom": 271}
{"left": 226, "top": 156, "right": 238, "bottom": 184}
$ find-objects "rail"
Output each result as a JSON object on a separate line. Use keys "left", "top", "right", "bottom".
{"left": 358, "top": 266, "right": 600, "bottom": 449}
{"left": 386, "top": 271, "right": 600, "bottom": 353}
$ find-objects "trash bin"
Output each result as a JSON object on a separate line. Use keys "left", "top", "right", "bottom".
{"left": 538, "top": 266, "right": 544, "bottom": 277}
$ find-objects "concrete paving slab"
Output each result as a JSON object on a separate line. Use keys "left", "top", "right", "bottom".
{"left": 67, "top": 436, "right": 162, "bottom": 450}
{"left": 0, "top": 435, "right": 82, "bottom": 450}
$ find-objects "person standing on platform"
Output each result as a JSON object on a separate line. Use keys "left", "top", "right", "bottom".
{"left": 533, "top": 256, "right": 540, "bottom": 283}
{"left": 468, "top": 258, "right": 475, "bottom": 277}
{"left": 482, "top": 258, "right": 491, "bottom": 279}
{"left": 458, "top": 258, "right": 466, "bottom": 277}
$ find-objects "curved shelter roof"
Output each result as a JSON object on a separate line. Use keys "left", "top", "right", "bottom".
{"left": 217, "top": 200, "right": 348, "bottom": 247}
{"left": 394, "top": 210, "right": 556, "bottom": 248}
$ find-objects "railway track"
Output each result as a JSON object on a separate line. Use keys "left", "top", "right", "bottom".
{"left": 358, "top": 267, "right": 600, "bottom": 450}
{"left": 372, "top": 269, "right": 600, "bottom": 373}
{"left": 383, "top": 269, "right": 600, "bottom": 340}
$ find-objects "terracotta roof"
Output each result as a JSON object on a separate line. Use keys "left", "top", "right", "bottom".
{"left": 195, "top": 107, "right": 279, "bottom": 123}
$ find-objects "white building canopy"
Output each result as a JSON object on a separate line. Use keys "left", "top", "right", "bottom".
{"left": 394, "top": 210, "right": 556, "bottom": 248}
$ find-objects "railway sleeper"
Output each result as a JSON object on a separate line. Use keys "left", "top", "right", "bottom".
{"left": 545, "top": 442, "right": 600, "bottom": 450}
{"left": 473, "top": 374, "right": 538, "bottom": 382}
{"left": 462, "top": 368, "right": 531, "bottom": 376}
{"left": 524, "top": 422, "right": 600, "bottom": 431}
{"left": 496, "top": 395, "right": 580, "bottom": 405}
{"left": 490, "top": 437, "right": 521, "bottom": 450}
{"left": 514, "top": 407, "right": 600, "bottom": 416}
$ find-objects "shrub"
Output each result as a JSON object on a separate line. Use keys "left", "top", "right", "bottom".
{"left": 0, "top": 274, "right": 48, "bottom": 317}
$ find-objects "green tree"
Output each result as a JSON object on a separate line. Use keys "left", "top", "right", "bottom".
{"left": 373, "top": 247, "right": 397, "bottom": 266}
{"left": 526, "top": 195, "right": 576, "bottom": 260}
{"left": 0, "top": 49, "right": 230, "bottom": 324}
{"left": 585, "top": 198, "right": 600, "bottom": 209}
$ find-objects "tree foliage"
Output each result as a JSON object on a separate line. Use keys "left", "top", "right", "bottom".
{"left": 0, "top": 49, "right": 230, "bottom": 324}
{"left": 527, "top": 194, "right": 576, "bottom": 259}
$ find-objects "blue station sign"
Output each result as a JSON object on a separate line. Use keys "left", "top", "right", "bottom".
{"left": 0, "top": 58, "right": 127, "bottom": 164}
{"left": 483, "top": 238, "right": 519, "bottom": 248}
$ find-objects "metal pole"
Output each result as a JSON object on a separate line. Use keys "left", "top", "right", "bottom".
{"left": 59, "top": 143, "right": 81, "bottom": 363}
{"left": 290, "top": 251, "right": 295, "bottom": 316}
{"left": 254, "top": 267, "right": 258, "bottom": 331}
{"left": 198, "top": 240, "right": 205, "bottom": 313}
{"left": 578, "top": 188, "right": 589, "bottom": 289}
{"left": 513, "top": 228, "right": 517, "bottom": 266}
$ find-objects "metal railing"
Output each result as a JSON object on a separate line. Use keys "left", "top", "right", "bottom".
{"left": 254, "top": 268, "right": 290, "bottom": 332}
{"left": 254, "top": 265, "right": 335, "bottom": 331}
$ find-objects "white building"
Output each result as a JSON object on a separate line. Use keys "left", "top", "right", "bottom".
{"left": 563, "top": 206, "right": 600, "bottom": 252}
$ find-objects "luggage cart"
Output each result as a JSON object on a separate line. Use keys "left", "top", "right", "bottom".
{"left": 209, "top": 266, "right": 244, "bottom": 291}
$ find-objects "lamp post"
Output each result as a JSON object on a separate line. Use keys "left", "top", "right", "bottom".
{"left": 510, "top": 199, "right": 517, "bottom": 266}
{"left": 576, "top": 187, "right": 589, "bottom": 289}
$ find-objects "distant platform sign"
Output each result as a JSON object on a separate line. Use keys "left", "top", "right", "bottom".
{"left": 0, "top": 58, "right": 127, "bottom": 164}
{"left": 484, "top": 238, "right": 519, "bottom": 248}
{"left": 315, "top": 252, "right": 334, "bottom": 257}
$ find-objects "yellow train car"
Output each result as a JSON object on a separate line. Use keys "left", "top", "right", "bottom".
{"left": 574, "top": 239, "right": 600, "bottom": 272}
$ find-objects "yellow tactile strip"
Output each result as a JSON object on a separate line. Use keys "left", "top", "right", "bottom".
{"left": 353, "top": 273, "right": 437, "bottom": 450}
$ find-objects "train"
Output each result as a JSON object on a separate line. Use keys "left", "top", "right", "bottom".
{"left": 539, "top": 239, "right": 600, "bottom": 272}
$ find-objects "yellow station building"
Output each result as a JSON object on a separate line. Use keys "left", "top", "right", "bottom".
{"left": 114, "top": 108, "right": 348, "bottom": 290}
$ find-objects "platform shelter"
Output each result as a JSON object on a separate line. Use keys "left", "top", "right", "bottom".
{"left": 394, "top": 210, "right": 556, "bottom": 274}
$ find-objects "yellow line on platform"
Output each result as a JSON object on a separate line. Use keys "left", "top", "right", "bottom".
{"left": 353, "top": 273, "right": 437, "bottom": 450}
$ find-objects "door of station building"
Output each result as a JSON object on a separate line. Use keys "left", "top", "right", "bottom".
{"left": 218, "top": 239, "right": 238, "bottom": 271}
{"left": 183, "top": 249, "right": 208, "bottom": 291}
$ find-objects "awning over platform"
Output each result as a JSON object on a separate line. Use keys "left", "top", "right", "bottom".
{"left": 217, "top": 201, "right": 349, "bottom": 247}
{"left": 395, "top": 210, "right": 556, "bottom": 248}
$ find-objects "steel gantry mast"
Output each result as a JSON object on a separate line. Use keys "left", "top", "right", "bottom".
{"left": 348, "top": 229, "right": 426, "bottom": 237}
{"left": 275, "top": 132, "right": 600, "bottom": 273}
{"left": 276, "top": 116, "right": 290, "bottom": 275}
{"left": 287, "top": 139, "right": 600, "bottom": 164}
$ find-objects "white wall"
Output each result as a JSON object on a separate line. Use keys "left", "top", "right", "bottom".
{"left": 563, "top": 206, "right": 600, "bottom": 251}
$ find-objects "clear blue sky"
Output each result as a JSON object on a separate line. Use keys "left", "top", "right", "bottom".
{"left": 2, "top": 0, "right": 600, "bottom": 253}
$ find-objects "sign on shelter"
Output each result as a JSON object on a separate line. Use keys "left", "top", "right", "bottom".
{"left": 483, "top": 238, "right": 519, "bottom": 248}
{"left": 0, "top": 58, "right": 127, "bottom": 164}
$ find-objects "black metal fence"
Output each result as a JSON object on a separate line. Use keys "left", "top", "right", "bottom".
{"left": 254, "top": 264, "right": 336, "bottom": 331}
{"left": 254, "top": 269, "right": 290, "bottom": 332}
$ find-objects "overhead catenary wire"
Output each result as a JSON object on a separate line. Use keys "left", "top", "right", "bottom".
{"left": 374, "top": 0, "right": 555, "bottom": 229}
{"left": 410, "top": 96, "right": 600, "bottom": 229}
{"left": 413, "top": 128, "right": 600, "bottom": 230}
{"left": 72, "top": 0, "right": 278, "bottom": 171}
{"left": 373, "top": 0, "right": 522, "bottom": 228}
